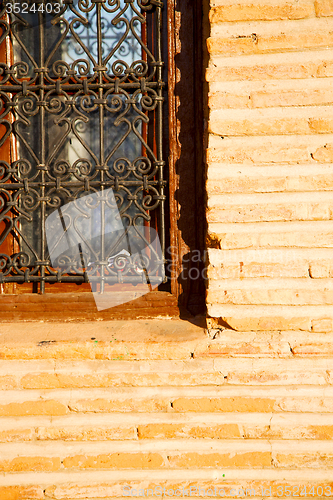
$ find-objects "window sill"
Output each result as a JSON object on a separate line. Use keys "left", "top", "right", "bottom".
{"left": 0, "top": 317, "right": 208, "bottom": 360}
{"left": 0, "top": 291, "right": 180, "bottom": 322}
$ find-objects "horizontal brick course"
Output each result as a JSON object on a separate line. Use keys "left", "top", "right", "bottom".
{"left": 208, "top": 226, "right": 333, "bottom": 249}
{"left": 39, "top": 480, "right": 333, "bottom": 499}
{"left": 207, "top": 134, "right": 333, "bottom": 164}
{"left": 0, "top": 401, "right": 68, "bottom": 417}
{"left": 168, "top": 452, "right": 272, "bottom": 468}
{"left": 62, "top": 453, "right": 165, "bottom": 470}
{"left": 206, "top": 169, "right": 333, "bottom": 194}
{"left": 209, "top": 1, "right": 315, "bottom": 23}
{"left": 0, "top": 456, "right": 60, "bottom": 473}
{"left": 207, "top": 288, "right": 333, "bottom": 306}
{"left": 67, "top": 398, "right": 170, "bottom": 413}
{"left": 208, "top": 79, "right": 333, "bottom": 110}
{"left": 19, "top": 371, "right": 226, "bottom": 389}
{"left": 207, "top": 51, "right": 333, "bottom": 82}
{"left": 0, "top": 486, "right": 44, "bottom": 500}
{"left": 137, "top": 423, "right": 242, "bottom": 439}
{"left": 171, "top": 397, "right": 275, "bottom": 412}
{"left": 209, "top": 107, "right": 333, "bottom": 137}
{"left": 207, "top": 30, "right": 333, "bottom": 57}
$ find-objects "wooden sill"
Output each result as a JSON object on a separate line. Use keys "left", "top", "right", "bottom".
{"left": 0, "top": 291, "right": 180, "bottom": 322}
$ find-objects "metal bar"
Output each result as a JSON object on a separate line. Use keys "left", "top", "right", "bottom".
{"left": 96, "top": 0, "right": 105, "bottom": 294}
{"left": 155, "top": 3, "right": 165, "bottom": 261}
{"left": 1, "top": 275, "right": 162, "bottom": 284}
{"left": 38, "top": 8, "right": 46, "bottom": 294}
{"left": 0, "top": 82, "right": 165, "bottom": 92}
{"left": 2, "top": 180, "right": 164, "bottom": 189}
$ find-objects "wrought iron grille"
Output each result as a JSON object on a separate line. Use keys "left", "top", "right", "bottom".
{"left": 0, "top": 0, "right": 166, "bottom": 293}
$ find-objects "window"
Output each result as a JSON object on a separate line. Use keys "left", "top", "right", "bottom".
{"left": 0, "top": 0, "right": 205, "bottom": 316}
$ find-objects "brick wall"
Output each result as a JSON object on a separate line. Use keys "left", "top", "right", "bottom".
{"left": 1, "top": 321, "right": 333, "bottom": 499}
{"left": 206, "top": 0, "right": 333, "bottom": 331}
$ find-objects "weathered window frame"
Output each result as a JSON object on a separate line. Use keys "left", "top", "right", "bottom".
{"left": 0, "top": 0, "right": 205, "bottom": 319}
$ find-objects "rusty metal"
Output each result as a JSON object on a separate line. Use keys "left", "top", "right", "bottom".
{"left": 0, "top": 0, "right": 165, "bottom": 293}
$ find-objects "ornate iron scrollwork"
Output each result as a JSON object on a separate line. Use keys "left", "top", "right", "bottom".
{"left": 0, "top": 0, "right": 165, "bottom": 292}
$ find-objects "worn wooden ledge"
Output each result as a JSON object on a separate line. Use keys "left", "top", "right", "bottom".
{"left": 0, "top": 291, "right": 180, "bottom": 322}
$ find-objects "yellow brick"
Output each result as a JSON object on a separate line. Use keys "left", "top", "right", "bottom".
{"left": 22, "top": 372, "right": 225, "bottom": 388}
{"left": 94, "top": 343, "right": 191, "bottom": 360}
{"left": 243, "top": 423, "right": 333, "bottom": 439}
{"left": 312, "top": 143, "right": 333, "bottom": 162}
{"left": 207, "top": 288, "right": 333, "bottom": 306}
{"left": 309, "top": 118, "right": 333, "bottom": 133}
{"left": 207, "top": 176, "right": 287, "bottom": 194}
{"left": 209, "top": 117, "right": 311, "bottom": 136}
{"left": 207, "top": 143, "right": 311, "bottom": 164}
{"left": 0, "top": 400, "right": 68, "bottom": 416}
{"left": 317, "top": 60, "right": 333, "bottom": 76}
{"left": 169, "top": 452, "right": 272, "bottom": 468}
{"left": 213, "top": 230, "right": 333, "bottom": 250}
{"left": 217, "top": 316, "right": 311, "bottom": 331}
{"left": 275, "top": 452, "right": 333, "bottom": 467}
{"left": 63, "top": 453, "right": 164, "bottom": 469}
{"left": 165, "top": 481, "right": 245, "bottom": 498}
{"left": 209, "top": 112, "right": 333, "bottom": 136}
{"left": 208, "top": 91, "right": 251, "bottom": 109}
{"left": 208, "top": 262, "right": 309, "bottom": 279}
{"left": 207, "top": 32, "right": 333, "bottom": 57}
{"left": 243, "top": 425, "right": 279, "bottom": 439}
{"left": 315, "top": 0, "right": 333, "bottom": 16}
{"left": 258, "top": 30, "right": 333, "bottom": 53}
{"left": 309, "top": 260, "right": 333, "bottom": 277}
{"left": 45, "top": 481, "right": 333, "bottom": 499}
{"left": 207, "top": 36, "right": 256, "bottom": 56}
{"left": 0, "top": 375, "right": 17, "bottom": 389}
{"left": 137, "top": 423, "right": 241, "bottom": 439}
{"left": 210, "top": 2, "right": 315, "bottom": 22}
{"left": 0, "top": 428, "right": 34, "bottom": 442}
{"left": 45, "top": 483, "right": 164, "bottom": 499}
{"left": 293, "top": 343, "right": 333, "bottom": 355}
{"left": 195, "top": 341, "right": 291, "bottom": 357}
{"left": 0, "top": 486, "right": 44, "bottom": 500}
{"left": 226, "top": 370, "right": 326, "bottom": 385}
{"left": 68, "top": 398, "right": 169, "bottom": 413}
{"left": 206, "top": 61, "right": 319, "bottom": 82}
{"left": 21, "top": 373, "right": 61, "bottom": 389}
{"left": 278, "top": 397, "right": 333, "bottom": 412}
{"left": 207, "top": 204, "right": 299, "bottom": 223}
{"left": 37, "top": 425, "right": 136, "bottom": 441}
{"left": 311, "top": 317, "right": 333, "bottom": 332}
{"left": 309, "top": 425, "right": 333, "bottom": 439}
{"left": 0, "top": 456, "right": 60, "bottom": 472}
{"left": 172, "top": 397, "right": 275, "bottom": 412}
{"left": 251, "top": 88, "right": 333, "bottom": 108}
{"left": 295, "top": 174, "right": 333, "bottom": 191}
{"left": 0, "top": 345, "right": 94, "bottom": 360}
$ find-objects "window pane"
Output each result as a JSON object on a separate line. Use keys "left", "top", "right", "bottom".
{"left": 0, "top": 0, "right": 165, "bottom": 292}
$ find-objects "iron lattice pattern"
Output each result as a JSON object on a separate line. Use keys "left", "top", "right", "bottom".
{"left": 0, "top": 0, "right": 165, "bottom": 292}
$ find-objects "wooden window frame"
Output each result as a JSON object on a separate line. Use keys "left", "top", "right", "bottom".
{"left": 0, "top": 0, "right": 205, "bottom": 320}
